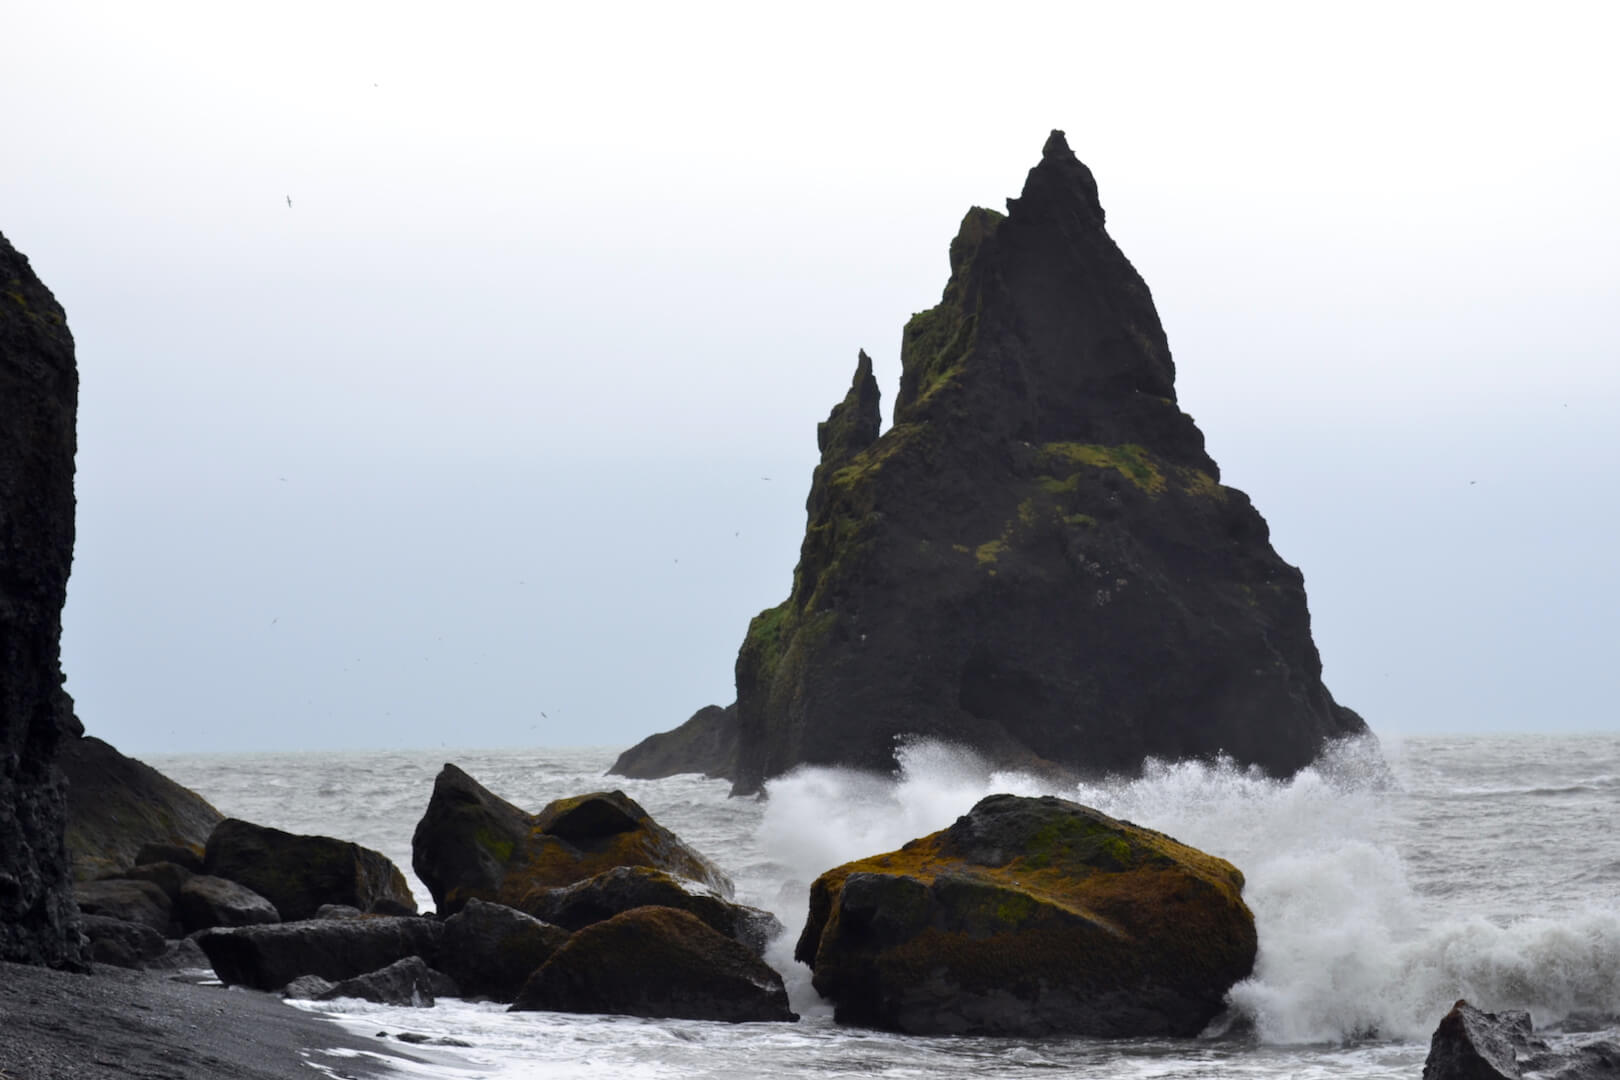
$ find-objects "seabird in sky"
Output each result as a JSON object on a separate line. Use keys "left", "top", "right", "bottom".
{"left": 286, "top": 195, "right": 292, "bottom": 208}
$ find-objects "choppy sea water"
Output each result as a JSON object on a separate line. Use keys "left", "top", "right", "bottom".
{"left": 146, "top": 735, "right": 1620, "bottom": 1079}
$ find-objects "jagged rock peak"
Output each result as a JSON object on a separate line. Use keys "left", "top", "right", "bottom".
{"left": 816, "top": 350, "right": 880, "bottom": 460}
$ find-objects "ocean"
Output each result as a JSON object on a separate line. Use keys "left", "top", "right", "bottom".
{"left": 145, "top": 734, "right": 1620, "bottom": 1079}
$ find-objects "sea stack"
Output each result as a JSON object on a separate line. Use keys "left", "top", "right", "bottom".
{"left": 0, "top": 231, "right": 85, "bottom": 966}
{"left": 619, "top": 132, "right": 1367, "bottom": 795}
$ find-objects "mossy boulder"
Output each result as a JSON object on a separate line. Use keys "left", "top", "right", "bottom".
{"left": 411, "top": 764, "right": 732, "bottom": 917}
{"left": 203, "top": 818, "right": 416, "bottom": 921}
{"left": 510, "top": 905, "right": 797, "bottom": 1023}
{"left": 796, "top": 794, "right": 1256, "bottom": 1036}
{"left": 519, "top": 865, "right": 782, "bottom": 956}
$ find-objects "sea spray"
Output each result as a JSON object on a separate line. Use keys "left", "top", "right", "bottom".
{"left": 755, "top": 734, "right": 1620, "bottom": 1045}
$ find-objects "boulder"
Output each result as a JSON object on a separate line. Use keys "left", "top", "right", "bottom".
{"left": 195, "top": 915, "right": 443, "bottom": 991}
{"left": 511, "top": 906, "right": 796, "bottom": 1023}
{"left": 281, "top": 974, "right": 337, "bottom": 1000}
{"left": 79, "top": 914, "right": 167, "bottom": 968}
{"left": 609, "top": 704, "right": 738, "bottom": 781}
{"left": 797, "top": 793, "right": 1256, "bottom": 1036}
{"left": 144, "top": 935, "right": 209, "bottom": 972}
{"left": 74, "top": 878, "right": 175, "bottom": 938}
{"left": 521, "top": 865, "right": 781, "bottom": 956}
{"left": 60, "top": 735, "right": 223, "bottom": 881}
{"left": 411, "top": 764, "right": 732, "bottom": 916}
{"left": 1423, "top": 999, "right": 1619, "bottom": 1080}
{"left": 134, "top": 842, "right": 205, "bottom": 873}
{"left": 203, "top": 817, "right": 416, "bottom": 921}
{"left": 176, "top": 873, "right": 281, "bottom": 932}
{"left": 316, "top": 955, "right": 458, "bottom": 1007}
{"left": 113, "top": 860, "right": 193, "bottom": 903}
{"left": 627, "top": 133, "right": 1370, "bottom": 796}
{"left": 439, "top": 898, "right": 571, "bottom": 1003}
{"left": 0, "top": 230, "right": 84, "bottom": 968}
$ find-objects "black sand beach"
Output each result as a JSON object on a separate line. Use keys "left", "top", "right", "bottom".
{"left": 0, "top": 961, "right": 444, "bottom": 1080}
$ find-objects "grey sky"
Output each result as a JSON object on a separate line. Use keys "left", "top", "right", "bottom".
{"left": 6, "top": 3, "right": 1617, "bottom": 753}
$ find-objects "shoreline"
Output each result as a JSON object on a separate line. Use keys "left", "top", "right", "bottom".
{"left": 0, "top": 960, "right": 447, "bottom": 1080}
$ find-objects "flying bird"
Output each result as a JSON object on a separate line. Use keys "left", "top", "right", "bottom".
{"left": 286, "top": 195, "right": 292, "bottom": 208}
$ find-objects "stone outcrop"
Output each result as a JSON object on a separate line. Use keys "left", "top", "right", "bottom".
{"left": 796, "top": 793, "right": 1256, "bottom": 1036}
{"left": 609, "top": 704, "right": 738, "bottom": 780}
{"left": 410, "top": 765, "right": 732, "bottom": 916}
{"left": 316, "top": 955, "right": 458, "bottom": 1007}
{"left": 61, "top": 735, "right": 223, "bottom": 880}
{"left": 0, "top": 231, "right": 83, "bottom": 967}
{"left": 195, "top": 915, "right": 443, "bottom": 992}
{"left": 510, "top": 905, "right": 797, "bottom": 1023}
{"left": 203, "top": 817, "right": 416, "bottom": 921}
{"left": 625, "top": 133, "right": 1368, "bottom": 793}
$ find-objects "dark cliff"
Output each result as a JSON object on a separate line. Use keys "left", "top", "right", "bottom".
{"left": 0, "top": 231, "right": 85, "bottom": 966}
{"left": 619, "top": 132, "right": 1368, "bottom": 795}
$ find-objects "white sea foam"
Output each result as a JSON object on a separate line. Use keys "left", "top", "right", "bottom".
{"left": 754, "top": 735, "right": 1620, "bottom": 1045}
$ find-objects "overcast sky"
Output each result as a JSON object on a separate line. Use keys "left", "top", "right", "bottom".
{"left": 6, "top": 2, "right": 1617, "bottom": 754}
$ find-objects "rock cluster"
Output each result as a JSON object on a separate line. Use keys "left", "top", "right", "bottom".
{"left": 0, "top": 230, "right": 84, "bottom": 968}
{"left": 617, "top": 132, "right": 1368, "bottom": 794}
{"left": 61, "top": 734, "right": 223, "bottom": 880}
{"left": 1423, "top": 999, "right": 1620, "bottom": 1080}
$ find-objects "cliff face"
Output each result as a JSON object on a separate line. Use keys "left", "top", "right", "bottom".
{"left": 723, "top": 132, "right": 1365, "bottom": 795}
{"left": 0, "top": 231, "right": 85, "bottom": 967}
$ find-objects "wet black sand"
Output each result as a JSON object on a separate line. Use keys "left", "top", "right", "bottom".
{"left": 0, "top": 961, "right": 446, "bottom": 1079}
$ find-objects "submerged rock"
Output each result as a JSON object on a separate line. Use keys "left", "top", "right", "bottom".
{"left": 510, "top": 905, "right": 796, "bottom": 1023}
{"left": 316, "top": 955, "right": 458, "bottom": 1008}
{"left": 629, "top": 133, "right": 1368, "bottom": 793}
{"left": 203, "top": 817, "right": 416, "bottom": 921}
{"left": 0, "top": 231, "right": 84, "bottom": 968}
{"left": 797, "top": 793, "right": 1255, "bottom": 1036}
{"left": 410, "top": 764, "right": 732, "bottom": 916}
{"left": 61, "top": 735, "right": 223, "bottom": 881}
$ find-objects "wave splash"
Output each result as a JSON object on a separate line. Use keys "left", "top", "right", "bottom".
{"left": 757, "top": 736, "right": 1620, "bottom": 1044}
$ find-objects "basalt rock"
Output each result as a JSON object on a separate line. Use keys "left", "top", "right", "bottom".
{"left": 410, "top": 764, "right": 732, "bottom": 916}
{"left": 609, "top": 703, "right": 738, "bottom": 780}
{"left": 519, "top": 865, "right": 782, "bottom": 956}
{"left": 79, "top": 914, "right": 167, "bottom": 969}
{"left": 61, "top": 735, "right": 223, "bottom": 881}
{"left": 0, "top": 231, "right": 84, "bottom": 968}
{"left": 631, "top": 133, "right": 1368, "bottom": 793}
{"left": 438, "top": 898, "right": 571, "bottom": 1003}
{"left": 510, "top": 905, "right": 797, "bottom": 1023}
{"left": 1423, "top": 999, "right": 1620, "bottom": 1080}
{"left": 315, "top": 955, "right": 458, "bottom": 1008}
{"left": 176, "top": 873, "right": 281, "bottom": 932}
{"left": 74, "top": 878, "right": 175, "bottom": 938}
{"left": 195, "top": 915, "right": 443, "bottom": 991}
{"left": 203, "top": 817, "right": 416, "bottom": 921}
{"left": 796, "top": 793, "right": 1256, "bottom": 1036}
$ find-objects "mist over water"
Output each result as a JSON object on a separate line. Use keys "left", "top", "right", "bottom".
{"left": 150, "top": 734, "right": 1620, "bottom": 1077}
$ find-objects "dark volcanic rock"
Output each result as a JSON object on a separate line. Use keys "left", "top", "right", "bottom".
{"left": 0, "top": 231, "right": 84, "bottom": 968}
{"left": 609, "top": 703, "right": 739, "bottom": 781}
{"left": 796, "top": 793, "right": 1256, "bottom": 1036}
{"left": 439, "top": 897, "right": 571, "bottom": 1003}
{"left": 520, "top": 865, "right": 782, "bottom": 956}
{"left": 203, "top": 817, "right": 416, "bottom": 921}
{"left": 60, "top": 735, "right": 223, "bottom": 881}
{"left": 79, "top": 914, "right": 167, "bottom": 968}
{"left": 510, "top": 905, "right": 797, "bottom": 1023}
{"left": 176, "top": 873, "right": 281, "bottom": 932}
{"left": 74, "top": 878, "right": 175, "bottom": 938}
{"left": 195, "top": 915, "right": 443, "bottom": 991}
{"left": 113, "top": 860, "right": 193, "bottom": 903}
{"left": 1422, "top": 999, "right": 1619, "bottom": 1080}
{"left": 316, "top": 955, "right": 458, "bottom": 1007}
{"left": 411, "top": 764, "right": 732, "bottom": 916}
{"left": 637, "top": 133, "right": 1368, "bottom": 795}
